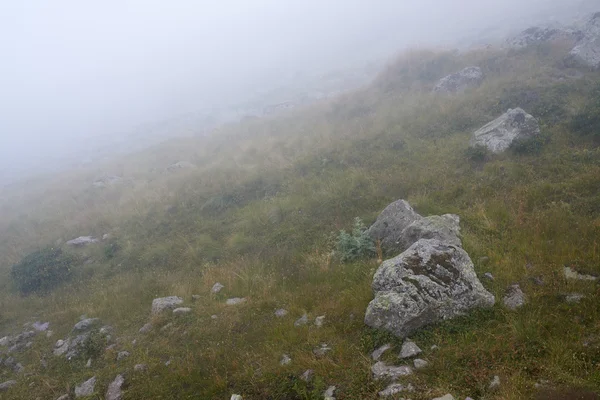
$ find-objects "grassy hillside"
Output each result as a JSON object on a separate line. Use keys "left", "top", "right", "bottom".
{"left": 1, "top": 42, "right": 599, "bottom": 399}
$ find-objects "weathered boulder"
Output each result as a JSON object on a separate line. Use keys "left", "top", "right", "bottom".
{"left": 151, "top": 296, "right": 184, "bottom": 315}
{"left": 569, "top": 13, "right": 600, "bottom": 69}
{"left": 470, "top": 108, "right": 540, "bottom": 153}
{"left": 433, "top": 66, "right": 483, "bottom": 94}
{"left": 506, "top": 26, "right": 583, "bottom": 48}
{"left": 366, "top": 200, "right": 421, "bottom": 254}
{"left": 365, "top": 239, "right": 495, "bottom": 338}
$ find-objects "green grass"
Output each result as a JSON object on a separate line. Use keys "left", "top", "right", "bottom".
{"left": 0, "top": 42, "right": 600, "bottom": 399}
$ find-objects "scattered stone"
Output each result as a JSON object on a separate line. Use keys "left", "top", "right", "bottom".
{"left": 73, "top": 318, "right": 100, "bottom": 331}
{"left": 191, "top": 295, "right": 201, "bottom": 301}
{"left": 371, "top": 361, "right": 412, "bottom": 380}
{"left": 433, "top": 66, "right": 483, "bottom": 94}
{"left": 280, "top": 354, "right": 292, "bottom": 365}
{"left": 211, "top": 282, "right": 225, "bottom": 294}
{"left": 314, "top": 315, "right": 326, "bottom": 327}
{"left": 430, "top": 345, "right": 439, "bottom": 351}
{"left": 226, "top": 297, "right": 246, "bottom": 305}
{"left": 366, "top": 200, "right": 421, "bottom": 254}
{"left": 274, "top": 308, "right": 288, "bottom": 318}
{"left": 32, "top": 321, "right": 50, "bottom": 332}
{"left": 399, "top": 340, "right": 422, "bottom": 359}
{"left": 414, "top": 358, "right": 428, "bottom": 369}
{"left": 105, "top": 374, "right": 125, "bottom": 400}
{"left": 74, "top": 376, "right": 96, "bottom": 398}
{"left": 56, "top": 395, "right": 69, "bottom": 400}
{"left": 483, "top": 272, "right": 495, "bottom": 281}
{"left": 211, "top": 315, "right": 218, "bottom": 320}
{"left": 53, "top": 339, "right": 70, "bottom": 356}
{"left": 371, "top": 343, "right": 392, "bottom": 361}
{"left": 324, "top": 385, "right": 336, "bottom": 399}
{"left": 0, "top": 380, "right": 17, "bottom": 391}
{"left": 313, "top": 343, "right": 332, "bottom": 357}
{"left": 503, "top": 284, "right": 526, "bottom": 310}
{"left": 300, "top": 369, "right": 314, "bottom": 382}
{"left": 151, "top": 296, "right": 184, "bottom": 315}
{"left": 134, "top": 364, "right": 147, "bottom": 372}
{"left": 139, "top": 323, "right": 153, "bottom": 334}
{"left": 86, "top": 358, "right": 92, "bottom": 368}
{"left": 470, "top": 108, "right": 540, "bottom": 153}
{"left": 432, "top": 395, "right": 455, "bottom": 400}
{"left": 534, "top": 379, "right": 550, "bottom": 388}
{"left": 565, "top": 293, "right": 585, "bottom": 303}
{"left": 117, "top": 351, "right": 130, "bottom": 361}
{"left": 102, "top": 233, "right": 111, "bottom": 240}
{"left": 67, "top": 236, "right": 99, "bottom": 246}
{"left": 173, "top": 307, "right": 192, "bottom": 314}
{"left": 378, "top": 383, "right": 414, "bottom": 397}
{"left": 489, "top": 375, "right": 501, "bottom": 389}
{"left": 230, "top": 395, "right": 243, "bottom": 400}
{"left": 0, "top": 336, "right": 9, "bottom": 346}
{"left": 294, "top": 314, "right": 309, "bottom": 327}
{"left": 569, "top": 13, "right": 600, "bottom": 69}
{"left": 564, "top": 266, "right": 598, "bottom": 281}
{"left": 365, "top": 239, "right": 495, "bottom": 338}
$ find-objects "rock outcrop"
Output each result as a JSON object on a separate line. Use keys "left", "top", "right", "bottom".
{"left": 470, "top": 108, "right": 540, "bottom": 153}
{"left": 569, "top": 13, "right": 600, "bottom": 69}
{"left": 433, "top": 66, "right": 483, "bottom": 94}
{"left": 506, "top": 26, "right": 583, "bottom": 48}
{"left": 365, "top": 239, "right": 495, "bottom": 338}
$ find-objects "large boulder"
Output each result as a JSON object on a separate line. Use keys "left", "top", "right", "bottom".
{"left": 569, "top": 13, "right": 600, "bottom": 69}
{"left": 365, "top": 200, "right": 420, "bottom": 254}
{"left": 399, "top": 214, "right": 461, "bottom": 251}
{"left": 433, "top": 66, "right": 483, "bottom": 94}
{"left": 365, "top": 239, "right": 495, "bottom": 338}
{"left": 506, "top": 26, "right": 583, "bottom": 48}
{"left": 470, "top": 108, "right": 540, "bottom": 153}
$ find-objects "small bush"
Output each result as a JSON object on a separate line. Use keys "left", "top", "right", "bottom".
{"left": 11, "top": 248, "right": 75, "bottom": 295}
{"left": 464, "top": 145, "right": 490, "bottom": 163}
{"left": 510, "top": 134, "right": 548, "bottom": 155}
{"left": 335, "top": 217, "right": 376, "bottom": 262}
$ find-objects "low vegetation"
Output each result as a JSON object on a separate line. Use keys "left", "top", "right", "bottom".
{"left": 0, "top": 42, "right": 599, "bottom": 399}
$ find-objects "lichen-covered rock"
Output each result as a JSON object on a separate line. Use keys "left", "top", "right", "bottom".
{"left": 366, "top": 200, "right": 421, "bottom": 254}
{"left": 433, "top": 66, "right": 483, "bottom": 94}
{"left": 365, "top": 239, "right": 494, "bottom": 338}
{"left": 151, "top": 296, "right": 184, "bottom": 315}
{"left": 569, "top": 13, "right": 600, "bottom": 69}
{"left": 470, "top": 108, "right": 540, "bottom": 153}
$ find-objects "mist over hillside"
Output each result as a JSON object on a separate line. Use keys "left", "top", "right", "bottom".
{"left": 1, "top": 0, "right": 599, "bottom": 186}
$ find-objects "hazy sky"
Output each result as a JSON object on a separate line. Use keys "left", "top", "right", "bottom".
{"left": 0, "top": 0, "right": 596, "bottom": 181}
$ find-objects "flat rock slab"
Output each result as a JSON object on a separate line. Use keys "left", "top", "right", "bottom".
{"left": 151, "top": 296, "right": 184, "bottom": 314}
{"left": 365, "top": 239, "right": 494, "bottom": 338}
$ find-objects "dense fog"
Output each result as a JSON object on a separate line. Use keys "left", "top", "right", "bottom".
{"left": 0, "top": 0, "right": 597, "bottom": 183}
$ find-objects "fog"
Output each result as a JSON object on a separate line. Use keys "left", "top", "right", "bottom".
{"left": 0, "top": 0, "right": 596, "bottom": 183}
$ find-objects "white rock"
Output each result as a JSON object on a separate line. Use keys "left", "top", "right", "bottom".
{"left": 315, "top": 315, "right": 326, "bottom": 327}
{"left": 470, "top": 108, "right": 540, "bottom": 153}
{"left": 139, "top": 323, "right": 153, "bottom": 333}
{"left": 300, "top": 369, "right": 314, "bottom": 382}
{"left": 105, "top": 374, "right": 125, "bottom": 400}
{"left": 53, "top": 339, "right": 70, "bottom": 356}
{"left": 117, "top": 351, "right": 130, "bottom": 361}
{"left": 211, "top": 282, "right": 225, "bottom": 294}
{"left": 226, "top": 297, "right": 246, "bottom": 305}
{"left": 0, "top": 336, "right": 9, "bottom": 346}
{"left": 32, "top": 321, "right": 50, "bottom": 331}
{"left": 274, "top": 308, "right": 288, "bottom": 318}
{"left": 503, "top": 284, "right": 526, "bottom": 310}
{"left": 414, "top": 358, "right": 428, "bottom": 369}
{"left": 230, "top": 395, "right": 243, "bottom": 400}
{"left": 294, "top": 314, "right": 309, "bottom": 327}
{"left": 378, "top": 383, "right": 414, "bottom": 397}
{"left": 371, "top": 343, "right": 392, "bottom": 361}
{"left": 489, "top": 375, "right": 500, "bottom": 389}
{"left": 173, "top": 307, "right": 192, "bottom": 314}
{"left": 280, "top": 354, "right": 292, "bottom": 365}
{"left": 313, "top": 343, "right": 332, "bottom": 357}
{"left": 432, "top": 395, "right": 455, "bottom": 400}
{"left": 151, "top": 296, "right": 184, "bottom": 314}
{"left": 565, "top": 293, "right": 585, "bottom": 303}
{"left": 134, "top": 364, "right": 147, "bottom": 372}
{"left": 564, "top": 266, "right": 598, "bottom": 281}
{"left": 399, "top": 340, "right": 422, "bottom": 359}
{"left": 324, "top": 385, "right": 336, "bottom": 399}
{"left": 74, "top": 376, "right": 96, "bottom": 398}
{"left": 371, "top": 361, "right": 412, "bottom": 380}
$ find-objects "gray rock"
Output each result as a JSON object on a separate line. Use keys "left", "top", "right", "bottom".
{"left": 371, "top": 343, "right": 392, "bottom": 361}
{"left": 313, "top": 343, "right": 332, "bottom": 357}
{"left": 105, "top": 374, "right": 125, "bottom": 400}
{"left": 173, "top": 307, "right": 192, "bottom": 314}
{"left": 53, "top": 339, "right": 70, "bottom": 356}
{"left": 483, "top": 272, "right": 495, "bottom": 281}
{"left": 117, "top": 351, "right": 130, "bottom": 361}
{"left": 230, "top": 395, "right": 243, "bottom": 400}
{"left": 378, "top": 383, "right": 414, "bottom": 397}
{"left": 489, "top": 375, "right": 501, "bottom": 389}
{"left": 86, "top": 358, "right": 92, "bottom": 368}
{"left": 73, "top": 318, "right": 100, "bottom": 332}
{"left": 134, "top": 364, "right": 147, "bottom": 372}
{"left": 565, "top": 293, "right": 585, "bottom": 303}
{"left": 139, "top": 323, "right": 153, "bottom": 334}
{"left": 365, "top": 239, "right": 495, "bottom": 338}
{"left": 314, "top": 315, "right": 326, "bottom": 327}
{"left": 414, "top": 358, "right": 428, "bottom": 369}
{"left": 191, "top": 294, "right": 201, "bottom": 301}
{"left": 569, "top": 13, "right": 600, "bottom": 69}
{"left": 503, "top": 284, "right": 526, "bottom": 310}
{"left": 74, "top": 376, "right": 96, "bottom": 398}
{"left": 564, "top": 266, "right": 598, "bottom": 281}
{"left": 226, "top": 297, "right": 246, "bottom": 305}
{"left": 399, "top": 214, "right": 462, "bottom": 251}
{"left": 366, "top": 200, "right": 421, "bottom": 254}
{"left": 432, "top": 395, "right": 454, "bottom": 400}
{"left": 0, "top": 336, "right": 9, "bottom": 346}
{"left": 66, "top": 236, "right": 99, "bottom": 246}
{"left": 371, "top": 361, "right": 412, "bottom": 380}
{"left": 470, "top": 108, "right": 540, "bottom": 153}
{"left": 399, "top": 340, "right": 422, "bottom": 359}
{"left": 32, "top": 321, "right": 50, "bottom": 332}
{"left": 151, "top": 296, "right": 184, "bottom": 314}
{"left": 0, "top": 380, "right": 17, "bottom": 391}
{"left": 46, "top": 330, "right": 54, "bottom": 338}
{"left": 324, "top": 385, "right": 336, "bottom": 399}
{"left": 507, "top": 26, "right": 583, "bottom": 48}
{"left": 274, "top": 308, "right": 288, "bottom": 318}
{"left": 300, "top": 369, "right": 314, "bottom": 382}
{"left": 433, "top": 66, "right": 483, "bottom": 94}
{"left": 56, "top": 395, "right": 69, "bottom": 400}
{"left": 280, "top": 354, "right": 291, "bottom": 365}
{"left": 294, "top": 314, "right": 309, "bottom": 327}
{"left": 211, "top": 282, "right": 224, "bottom": 294}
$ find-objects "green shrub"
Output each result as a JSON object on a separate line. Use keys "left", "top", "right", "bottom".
{"left": 335, "top": 217, "right": 376, "bottom": 262}
{"left": 11, "top": 248, "right": 75, "bottom": 295}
